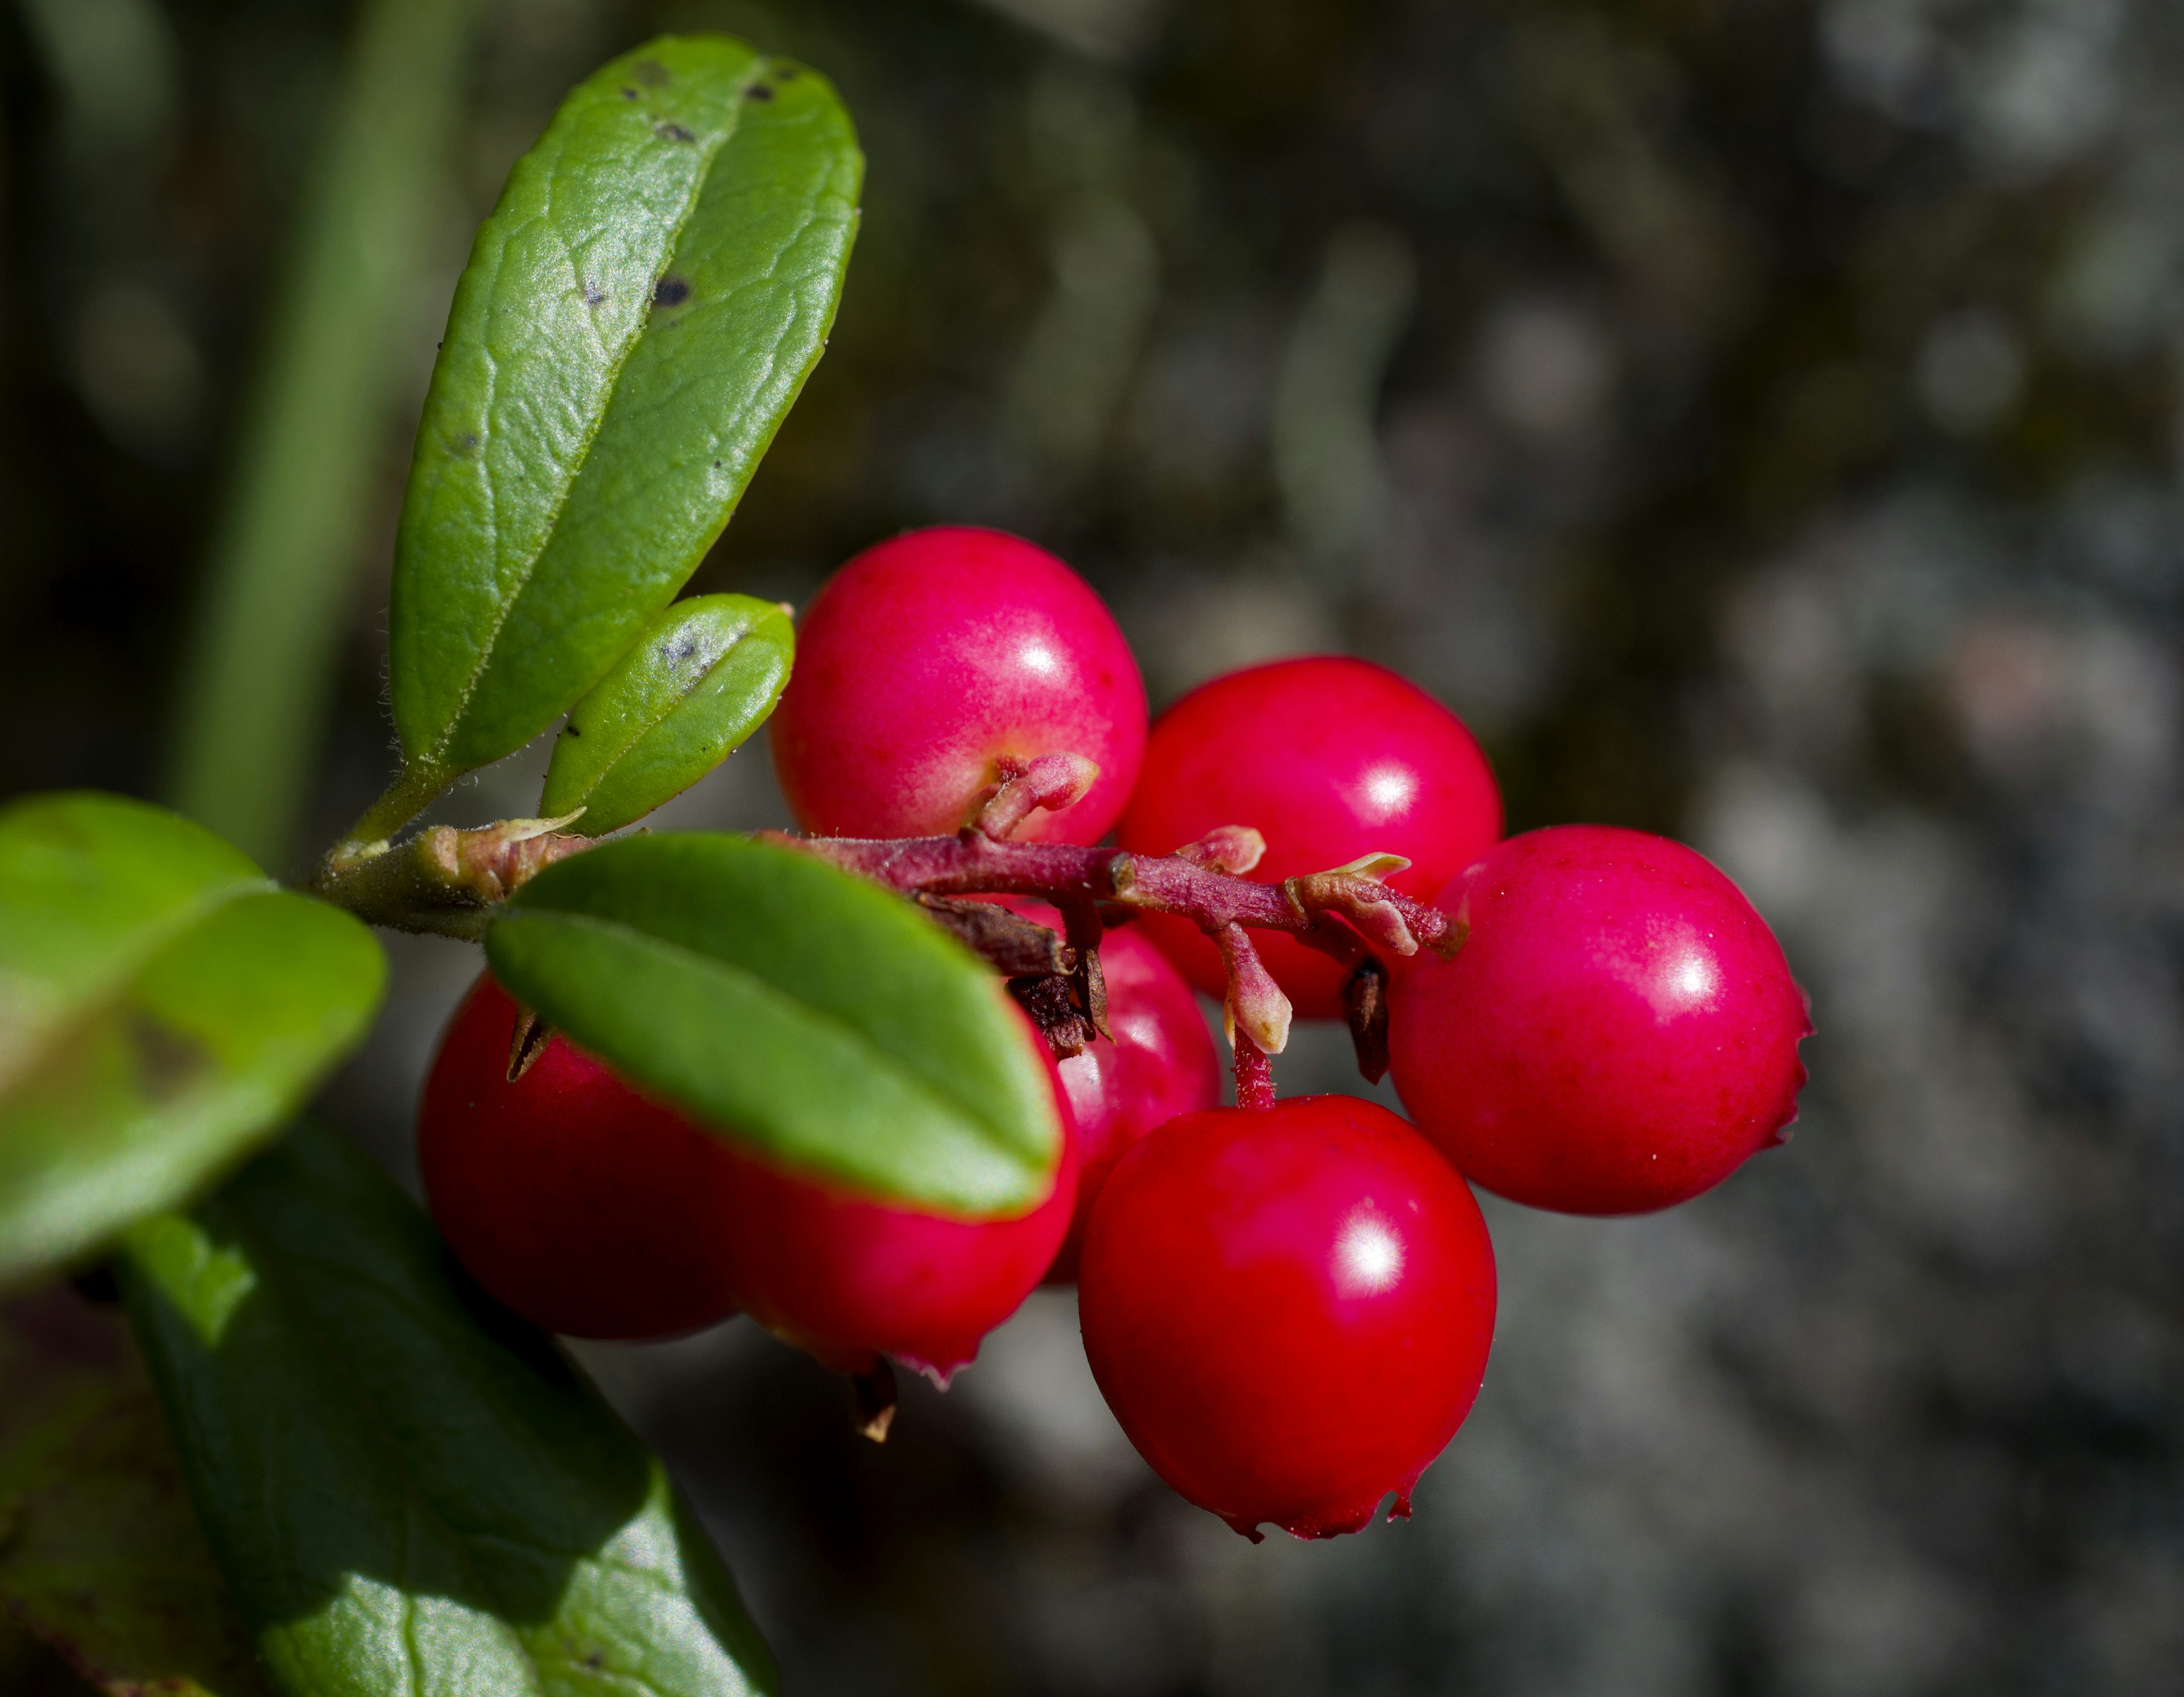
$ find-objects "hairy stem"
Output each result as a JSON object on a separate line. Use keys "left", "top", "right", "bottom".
{"left": 323, "top": 759, "right": 462, "bottom": 875}
{"left": 764, "top": 830, "right": 1458, "bottom": 957}
{"left": 1233, "top": 1033, "right": 1276, "bottom": 1111}
{"left": 313, "top": 813, "right": 1460, "bottom": 1096}
{"left": 770, "top": 827, "right": 1460, "bottom": 1098}
{"left": 312, "top": 813, "right": 586, "bottom": 938}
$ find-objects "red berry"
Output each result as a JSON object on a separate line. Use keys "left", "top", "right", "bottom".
{"left": 1388, "top": 825, "right": 1811, "bottom": 1215}
{"left": 771, "top": 527, "right": 1147, "bottom": 843}
{"left": 1078, "top": 1096, "right": 1496, "bottom": 1541}
{"left": 717, "top": 1011, "right": 1079, "bottom": 1382}
{"left": 1116, "top": 656, "right": 1502, "bottom": 1018}
{"left": 985, "top": 899, "right": 1221, "bottom": 1282}
{"left": 419, "top": 974, "right": 741, "bottom": 1340}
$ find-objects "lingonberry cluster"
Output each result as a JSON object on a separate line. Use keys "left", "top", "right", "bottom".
{"left": 420, "top": 524, "right": 1810, "bottom": 1540}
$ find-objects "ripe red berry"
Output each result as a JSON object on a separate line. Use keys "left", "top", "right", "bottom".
{"left": 1116, "top": 656, "right": 1502, "bottom": 1018}
{"left": 419, "top": 974, "right": 741, "bottom": 1340}
{"left": 717, "top": 1037, "right": 1079, "bottom": 1383}
{"left": 1078, "top": 1095, "right": 1496, "bottom": 1541}
{"left": 1388, "top": 825, "right": 1811, "bottom": 1215}
{"left": 985, "top": 900, "right": 1221, "bottom": 1282}
{"left": 771, "top": 527, "right": 1146, "bottom": 843}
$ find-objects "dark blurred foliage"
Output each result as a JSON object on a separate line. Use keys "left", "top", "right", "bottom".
{"left": 6, "top": 0, "right": 2184, "bottom": 1692}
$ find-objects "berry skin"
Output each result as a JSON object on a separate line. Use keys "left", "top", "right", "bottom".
{"left": 425, "top": 976, "right": 1077, "bottom": 1375}
{"left": 1117, "top": 656, "right": 1502, "bottom": 1018}
{"left": 717, "top": 1010, "right": 1079, "bottom": 1382}
{"left": 1388, "top": 825, "right": 1811, "bottom": 1215}
{"left": 986, "top": 900, "right": 1222, "bottom": 1282}
{"left": 1078, "top": 1095, "right": 1496, "bottom": 1541}
{"left": 771, "top": 527, "right": 1146, "bottom": 843}
{"left": 419, "top": 974, "right": 741, "bottom": 1340}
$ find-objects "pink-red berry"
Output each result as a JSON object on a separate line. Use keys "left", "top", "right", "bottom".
{"left": 1389, "top": 825, "right": 1811, "bottom": 1215}
{"left": 717, "top": 1025, "right": 1078, "bottom": 1382}
{"left": 771, "top": 527, "right": 1146, "bottom": 844}
{"left": 420, "top": 974, "right": 741, "bottom": 1340}
{"left": 986, "top": 899, "right": 1221, "bottom": 1282}
{"left": 1118, "top": 656, "right": 1502, "bottom": 1017}
{"left": 422, "top": 976, "right": 1076, "bottom": 1377}
{"left": 1078, "top": 1095, "right": 1497, "bottom": 1540}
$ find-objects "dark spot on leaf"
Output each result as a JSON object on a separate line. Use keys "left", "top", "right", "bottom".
{"left": 632, "top": 59, "right": 670, "bottom": 86}
{"left": 660, "top": 634, "right": 700, "bottom": 667}
{"left": 585, "top": 1652, "right": 605, "bottom": 1670}
{"left": 656, "top": 121, "right": 696, "bottom": 143}
{"left": 451, "top": 432, "right": 480, "bottom": 455}
{"left": 128, "top": 1013, "right": 206, "bottom": 1102}
{"left": 746, "top": 84, "right": 774, "bottom": 102}
{"left": 619, "top": 86, "right": 639, "bottom": 100}
{"left": 713, "top": 460, "right": 722, "bottom": 469}
{"left": 653, "top": 277, "right": 691, "bottom": 308}
{"left": 564, "top": 723, "right": 581, "bottom": 736}
{"left": 582, "top": 282, "right": 606, "bottom": 308}
{"left": 775, "top": 65, "right": 800, "bottom": 80}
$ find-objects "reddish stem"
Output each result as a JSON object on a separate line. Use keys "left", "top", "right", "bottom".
{"left": 756, "top": 826, "right": 1464, "bottom": 1108}
{"left": 758, "top": 829, "right": 1457, "bottom": 956}
{"left": 1232, "top": 1034, "right": 1276, "bottom": 1112}
{"left": 324, "top": 800, "right": 1462, "bottom": 1104}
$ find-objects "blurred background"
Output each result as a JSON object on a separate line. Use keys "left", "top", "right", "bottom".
{"left": 5, "top": 0, "right": 2183, "bottom": 1691}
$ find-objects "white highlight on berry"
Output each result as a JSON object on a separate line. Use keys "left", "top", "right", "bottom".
{"left": 1671, "top": 951, "right": 1716, "bottom": 1004}
{"left": 1334, "top": 1212, "right": 1404, "bottom": 1297}
{"left": 1362, "top": 764, "right": 1416, "bottom": 814}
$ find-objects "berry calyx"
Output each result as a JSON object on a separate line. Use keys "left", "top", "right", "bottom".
{"left": 419, "top": 974, "right": 741, "bottom": 1340}
{"left": 717, "top": 1009, "right": 1079, "bottom": 1381}
{"left": 985, "top": 899, "right": 1221, "bottom": 1281}
{"left": 1388, "top": 825, "right": 1811, "bottom": 1215}
{"left": 1118, "top": 656, "right": 1502, "bottom": 1018}
{"left": 1078, "top": 1095, "right": 1497, "bottom": 1541}
{"left": 771, "top": 527, "right": 1146, "bottom": 843}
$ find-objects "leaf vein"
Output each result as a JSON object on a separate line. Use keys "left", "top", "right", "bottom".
{"left": 423, "top": 66, "right": 774, "bottom": 770}
{"left": 215, "top": 1201, "right": 551, "bottom": 1691}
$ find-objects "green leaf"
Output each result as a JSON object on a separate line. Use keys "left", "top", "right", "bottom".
{"left": 389, "top": 34, "right": 861, "bottom": 781}
{"left": 0, "top": 795, "right": 386, "bottom": 1288}
{"left": 485, "top": 835, "right": 1062, "bottom": 1216}
{"left": 119, "top": 1124, "right": 776, "bottom": 1697}
{"left": 540, "top": 595, "right": 793, "bottom": 834}
{"left": 0, "top": 1286, "right": 275, "bottom": 1697}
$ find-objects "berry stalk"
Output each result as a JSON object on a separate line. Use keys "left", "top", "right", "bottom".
{"left": 1231, "top": 1033, "right": 1276, "bottom": 1112}
{"left": 760, "top": 798, "right": 1459, "bottom": 1092}
{"left": 757, "top": 831, "right": 1459, "bottom": 961}
{"left": 314, "top": 754, "right": 1463, "bottom": 1092}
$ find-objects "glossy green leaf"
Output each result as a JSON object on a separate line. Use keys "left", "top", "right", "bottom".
{"left": 389, "top": 34, "right": 861, "bottom": 781}
{"left": 486, "top": 834, "right": 1062, "bottom": 1215}
{"left": 0, "top": 793, "right": 266, "bottom": 1083}
{"left": 0, "top": 1287, "right": 275, "bottom": 1697}
{"left": 540, "top": 595, "right": 793, "bottom": 834}
{"left": 0, "top": 794, "right": 386, "bottom": 1288}
{"left": 119, "top": 1124, "right": 775, "bottom": 1697}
